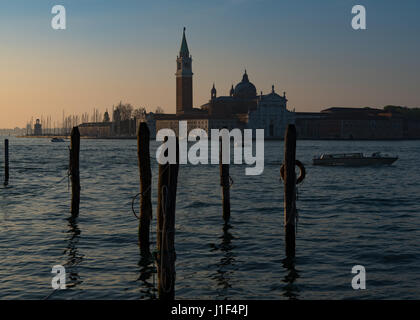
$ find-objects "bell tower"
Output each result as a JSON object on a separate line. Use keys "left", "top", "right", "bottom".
{"left": 176, "top": 27, "right": 193, "bottom": 115}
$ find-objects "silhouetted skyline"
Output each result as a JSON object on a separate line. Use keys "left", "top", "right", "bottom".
{"left": 1, "top": 0, "right": 420, "bottom": 127}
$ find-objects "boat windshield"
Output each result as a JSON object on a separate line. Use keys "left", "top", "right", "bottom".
{"left": 320, "top": 153, "right": 363, "bottom": 159}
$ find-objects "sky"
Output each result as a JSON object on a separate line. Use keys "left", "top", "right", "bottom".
{"left": 1, "top": 0, "right": 419, "bottom": 128}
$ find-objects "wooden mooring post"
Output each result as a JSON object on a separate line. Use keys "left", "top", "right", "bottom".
{"left": 283, "top": 124, "right": 297, "bottom": 258}
{"left": 70, "top": 127, "right": 80, "bottom": 216}
{"left": 219, "top": 138, "right": 230, "bottom": 222}
{"left": 4, "top": 139, "right": 9, "bottom": 186}
{"left": 137, "top": 122, "right": 152, "bottom": 256}
{"left": 156, "top": 137, "right": 179, "bottom": 300}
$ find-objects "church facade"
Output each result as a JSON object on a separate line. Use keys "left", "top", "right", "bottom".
{"left": 155, "top": 28, "right": 295, "bottom": 139}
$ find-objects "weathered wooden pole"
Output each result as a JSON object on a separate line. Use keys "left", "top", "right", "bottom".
{"left": 156, "top": 137, "right": 179, "bottom": 300}
{"left": 137, "top": 122, "right": 152, "bottom": 257}
{"left": 219, "top": 138, "right": 230, "bottom": 222}
{"left": 284, "top": 124, "right": 297, "bottom": 258}
{"left": 70, "top": 127, "right": 80, "bottom": 216}
{"left": 156, "top": 137, "right": 169, "bottom": 266}
{"left": 4, "top": 139, "right": 9, "bottom": 186}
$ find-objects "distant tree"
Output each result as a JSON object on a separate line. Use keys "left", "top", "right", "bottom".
{"left": 133, "top": 107, "right": 147, "bottom": 119}
{"left": 384, "top": 105, "right": 405, "bottom": 113}
{"left": 383, "top": 105, "right": 420, "bottom": 118}
{"left": 155, "top": 106, "right": 164, "bottom": 114}
{"left": 113, "top": 107, "right": 120, "bottom": 122}
{"left": 115, "top": 102, "right": 133, "bottom": 120}
{"left": 103, "top": 111, "right": 110, "bottom": 122}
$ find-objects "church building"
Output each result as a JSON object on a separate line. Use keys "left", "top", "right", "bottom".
{"left": 155, "top": 28, "right": 295, "bottom": 139}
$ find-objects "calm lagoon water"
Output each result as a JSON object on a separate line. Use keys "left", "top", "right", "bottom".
{"left": 0, "top": 137, "right": 419, "bottom": 299}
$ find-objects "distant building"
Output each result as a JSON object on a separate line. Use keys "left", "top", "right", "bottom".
{"left": 78, "top": 122, "right": 112, "bottom": 137}
{"left": 34, "top": 119, "right": 42, "bottom": 136}
{"left": 111, "top": 118, "right": 136, "bottom": 137}
{"left": 155, "top": 114, "right": 241, "bottom": 136}
{"left": 78, "top": 112, "right": 157, "bottom": 138}
{"left": 26, "top": 123, "right": 32, "bottom": 135}
{"left": 246, "top": 86, "right": 295, "bottom": 139}
{"left": 155, "top": 28, "right": 295, "bottom": 138}
{"left": 295, "top": 107, "right": 419, "bottom": 139}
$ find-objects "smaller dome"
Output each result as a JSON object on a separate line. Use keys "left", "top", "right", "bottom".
{"left": 234, "top": 70, "right": 257, "bottom": 99}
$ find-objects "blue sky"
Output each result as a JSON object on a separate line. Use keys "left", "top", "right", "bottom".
{"left": 1, "top": 0, "right": 419, "bottom": 127}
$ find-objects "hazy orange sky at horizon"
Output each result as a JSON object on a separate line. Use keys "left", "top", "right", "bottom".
{"left": 1, "top": 0, "right": 419, "bottom": 128}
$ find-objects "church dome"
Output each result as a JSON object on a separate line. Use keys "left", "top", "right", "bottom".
{"left": 234, "top": 71, "right": 257, "bottom": 99}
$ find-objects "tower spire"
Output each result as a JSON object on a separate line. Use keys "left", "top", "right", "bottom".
{"left": 176, "top": 27, "right": 193, "bottom": 115}
{"left": 180, "top": 27, "right": 190, "bottom": 57}
{"left": 211, "top": 83, "right": 217, "bottom": 99}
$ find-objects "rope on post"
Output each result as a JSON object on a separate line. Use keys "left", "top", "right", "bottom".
{"left": 280, "top": 160, "right": 306, "bottom": 184}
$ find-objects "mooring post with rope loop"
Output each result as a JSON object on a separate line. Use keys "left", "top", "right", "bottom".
{"left": 137, "top": 122, "right": 153, "bottom": 257}
{"left": 219, "top": 137, "right": 231, "bottom": 223}
{"left": 281, "top": 124, "right": 305, "bottom": 258}
{"left": 4, "top": 139, "right": 9, "bottom": 186}
{"left": 156, "top": 136, "right": 179, "bottom": 300}
{"left": 69, "top": 127, "right": 80, "bottom": 217}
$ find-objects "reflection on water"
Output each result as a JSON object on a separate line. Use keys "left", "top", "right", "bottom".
{"left": 1, "top": 138, "right": 420, "bottom": 299}
{"left": 63, "top": 216, "right": 83, "bottom": 289}
{"left": 281, "top": 257, "right": 300, "bottom": 300}
{"left": 212, "top": 223, "right": 236, "bottom": 297}
{"left": 137, "top": 255, "right": 157, "bottom": 299}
